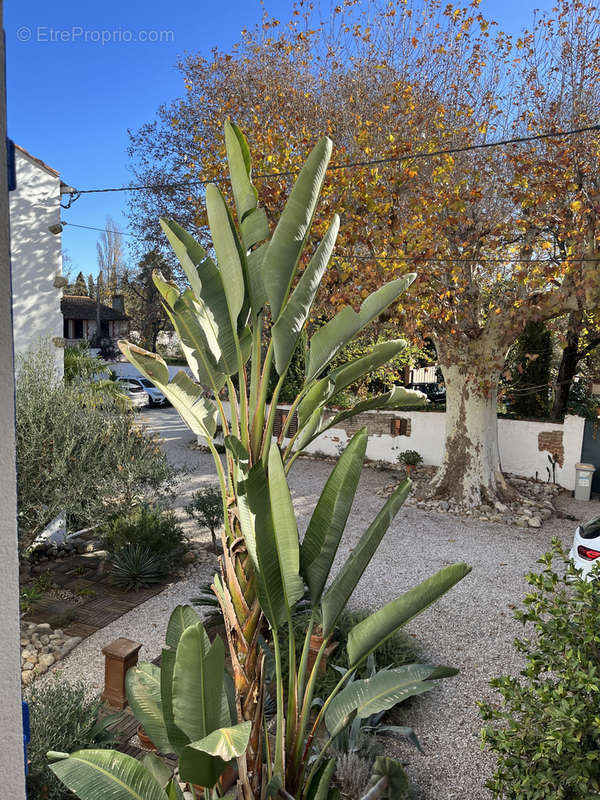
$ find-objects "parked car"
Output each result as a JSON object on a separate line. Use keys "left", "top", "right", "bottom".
{"left": 119, "top": 377, "right": 167, "bottom": 407}
{"left": 116, "top": 379, "right": 150, "bottom": 409}
{"left": 407, "top": 382, "right": 446, "bottom": 404}
{"left": 569, "top": 514, "right": 600, "bottom": 579}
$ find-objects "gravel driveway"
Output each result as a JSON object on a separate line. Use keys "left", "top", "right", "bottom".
{"left": 52, "top": 407, "right": 594, "bottom": 799}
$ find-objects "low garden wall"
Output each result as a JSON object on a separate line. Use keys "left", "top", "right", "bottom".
{"left": 276, "top": 406, "right": 585, "bottom": 491}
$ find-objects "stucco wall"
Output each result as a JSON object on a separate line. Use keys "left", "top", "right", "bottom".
{"left": 291, "top": 408, "right": 585, "bottom": 491}
{"left": 0, "top": 14, "right": 27, "bottom": 793}
{"left": 10, "top": 147, "right": 63, "bottom": 374}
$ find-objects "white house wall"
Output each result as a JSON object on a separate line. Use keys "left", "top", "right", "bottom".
{"left": 10, "top": 148, "right": 63, "bottom": 374}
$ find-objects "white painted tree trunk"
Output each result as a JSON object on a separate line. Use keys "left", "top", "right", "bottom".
{"left": 431, "top": 341, "right": 509, "bottom": 506}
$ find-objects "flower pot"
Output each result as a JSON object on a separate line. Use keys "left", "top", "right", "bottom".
{"left": 136, "top": 724, "right": 157, "bottom": 751}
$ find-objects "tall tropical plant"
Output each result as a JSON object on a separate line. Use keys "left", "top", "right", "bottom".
{"left": 48, "top": 123, "right": 471, "bottom": 799}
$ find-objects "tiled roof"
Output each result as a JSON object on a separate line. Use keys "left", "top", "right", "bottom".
{"left": 61, "top": 295, "right": 129, "bottom": 321}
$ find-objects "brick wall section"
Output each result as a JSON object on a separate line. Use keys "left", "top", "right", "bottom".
{"left": 321, "top": 410, "right": 411, "bottom": 437}
{"left": 538, "top": 430, "right": 564, "bottom": 466}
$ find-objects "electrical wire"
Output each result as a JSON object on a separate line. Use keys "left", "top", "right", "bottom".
{"left": 65, "top": 122, "right": 600, "bottom": 197}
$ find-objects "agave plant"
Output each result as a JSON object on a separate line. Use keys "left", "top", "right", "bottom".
{"left": 48, "top": 123, "right": 471, "bottom": 800}
{"left": 109, "top": 544, "right": 167, "bottom": 591}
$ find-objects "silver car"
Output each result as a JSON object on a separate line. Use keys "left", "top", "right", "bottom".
{"left": 122, "top": 376, "right": 167, "bottom": 407}
{"left": 117, "top": 379, "right": 150, "bottom": 409}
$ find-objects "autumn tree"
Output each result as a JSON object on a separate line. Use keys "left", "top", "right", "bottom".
{"left": 128, "top": 0, "right": 600, "bottom": 507}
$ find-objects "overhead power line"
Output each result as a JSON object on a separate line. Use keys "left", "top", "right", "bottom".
{"left": 65, "top": 123, "right": 600, "bottom": 199}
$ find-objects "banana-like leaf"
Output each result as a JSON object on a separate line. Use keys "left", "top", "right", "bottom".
{"left": 238, "top": 449, "right": 304, "bottom": 627}
{"left": 225, "top": 120, "right": 258, "bottom": 223}
{"left": 152, "top": 270, "right": 180, "bottom": 309}
{"left": 205, "top": 183, "right": 247, "bottom": 326}
{"left": 263, "top": 136, "right": 333, "bottom": 319}
{"left": 312, "top": 759, "right": 336, "bottom": 800}
{"left": 117, "top": 342, "right": 218, "bottom": 440}
{"left": 300, "top": 430, "right": 368, "bottom": 604}
{"left": 49, "top": 749, "right": 167, "bottom": 800}
{"left": 179, "top": 722, "right": 251, "bottom": 789}
{"left": 165, "top": 604, "right": 202, "bottom": 650}
{"left": 272, "top": 215, "right": 340, "bottom": 374}
{"left": 126, "top": 664, "right": 171, "bottom": 754}
{"left": 172, "top": 624, "right": 226, "bottom": 742}
{"left": 306, "top": 275, "right": 416, "bottom": 381}
{"left": 241, "top": 207, "right": 270, "bottom": 250}
{"left": 160, "top": 648, "right": 189, "bottom": 756}
{"left": 364, "top": 757, "right": 408, "bottom": 799}
{"left": 159, "top": 219, "right": 239, "bottom": 374}
{"left": 166, "top": 777, "right": 185, "bottom": 800}
{"left": 321, "top": 480, "right": 411, "bottom": 637}
{"left": 347, "top": 563, "right": 472, "bottom": 666}
{"left": 325, "top": 664, "right": 456, "bottom": 737}
{"left": 224, "top": 434, "right": 250, "bottom": 468}
{"left": 292, "top": 407, "right": 324, "bottom": 454}
{"left": 142, "top": 752, "right": 172, "bottom": 788}
{"left": 297, "top": 340, "right": 408, "bottom": 428}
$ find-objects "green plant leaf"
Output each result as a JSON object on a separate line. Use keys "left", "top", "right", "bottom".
{"left": 165, "top": 604, "right": 203, "bottom": 650}
{"left": 224, "top": 434, "right": 250, "bottom": 468}
{"left": 314, "top": 759, "right": 336, "bottom": 800}
{"left": 172, "top": 623, "right": 225, "bottom": 742}
{"left": 126, "top": 664, "right": 171, "bottom": 754}
{"left": 366, "top": 757, "right": 408, "bottom": 799}
{"left": 141, "top": 752, "right": 172, "bottom": 788}
{"left": 49, "top": 749, "right": 167, "bottom": 800}
{"left": 225, "top": 120, "right": 258, "bottom": 223}
{"left": 272, "top": 214, "right": 340, "bottom": 374}
{"left": 306, "top": 276, "right": 416, "bottom": 381}
{"left": 325, "top": 664, "right": 455, "bottom": 736}
{"left": 160, "top": 648, "right": 189, "bottom": 756}
{"left": 263, "top": 136, "right": 333, "bottom": 319}
{"left": 238, "top": 451, "right": 304, "bottom": 627}
{"left": 117, "top": 342, "right": 218, "bottom": 440}
{"left": 300, "top": 429, "right": 368, "bottom": 604}
{"left": 179, "top": 722, "right": 251, "bottom": 789}
{"left": 159, "top": 219, "right": 239, "bottom": 374}
{"left": 166, "top": 777, "right": 185, "bottom": 800}
{"left": 347, "top": 563, "right": 472, "bottom": 666}
{"left": 205, "top": 183, "right": 246, "bottom": 326}
{"left": 321, "top": 479, "right": 411, "bottom": 637}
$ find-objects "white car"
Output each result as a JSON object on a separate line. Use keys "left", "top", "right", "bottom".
{"left": 120, "top": 377, "right": 167, "bottom": 407}
{"left": 569, "top": 514, "right": 600, "bottom": 579}
{"left": 117, "top": 379, "right": 150, "bottom": 409}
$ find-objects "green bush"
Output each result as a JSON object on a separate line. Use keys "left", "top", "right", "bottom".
{"left": 26, "top": 678, "right": 119, "bottom": 800}
{"left": 480, "top": 540, "right": 600, "bottom": 799}
{"left": 185, "top": 486, "right": 224, "bottom": 552}
{"left": 15, "top": 346, "right": 176, "bottom": 552}
{"left": 101, "top": 504, "right": 184, "bottom": 562}
{"left": 396, "top": 449, "right": 423, "bottom": 467}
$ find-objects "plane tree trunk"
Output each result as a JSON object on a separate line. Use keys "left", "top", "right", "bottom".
{"left": 429, "top": 335, "right": 512, "bottom": 506}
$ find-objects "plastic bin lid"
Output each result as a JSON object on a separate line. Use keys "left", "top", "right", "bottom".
{"left": 575, "top": 463, "right": 596, "bottom": 471}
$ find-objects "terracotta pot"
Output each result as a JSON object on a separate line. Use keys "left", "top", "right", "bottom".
{"left": 307, "top": 627, "right": 338, "bottom": 675}
{"left": 136, "top": 724, "right": 157, "bottom": 751}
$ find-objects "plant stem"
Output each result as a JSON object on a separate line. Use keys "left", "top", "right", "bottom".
{"left": 272, "top": 628, "right": 286, "bottom": 781}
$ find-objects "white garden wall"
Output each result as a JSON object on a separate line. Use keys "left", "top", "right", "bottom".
{"left": 292, "top": 408, "right": 585, "bottom": 491}
{"left": 10, "top": 146, "right": 64, "bottom": 374}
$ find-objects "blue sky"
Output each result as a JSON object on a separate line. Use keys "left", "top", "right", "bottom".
{"left": 6, "top": 0, "right": 541, "bottom": 277}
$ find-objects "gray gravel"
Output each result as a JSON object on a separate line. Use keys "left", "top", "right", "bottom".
{"left": 51, "top": 407, "right": 594, "bottom": 799}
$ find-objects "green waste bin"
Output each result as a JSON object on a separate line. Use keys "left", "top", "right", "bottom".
{"left": 574, "top": 463, "right": 596, "bottom": 501}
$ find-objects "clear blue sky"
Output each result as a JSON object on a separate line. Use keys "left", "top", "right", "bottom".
{"left": 6, "top": 0, "right": 541, "bottom": 277}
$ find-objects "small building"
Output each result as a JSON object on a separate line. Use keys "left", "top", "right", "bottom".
{"left": 9, "top": 143, "right": 69, "bottom": 374}
{"left": 61, "top": 294, "right": 129, "bottom": 347}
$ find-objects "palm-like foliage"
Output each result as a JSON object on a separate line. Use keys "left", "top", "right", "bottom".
{"left": 49, "top": 124, "right": 471, "bottom": 800}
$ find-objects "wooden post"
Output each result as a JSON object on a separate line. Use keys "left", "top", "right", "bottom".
{"left": 101, "top": 638, "right": 142, "bottom": 709}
